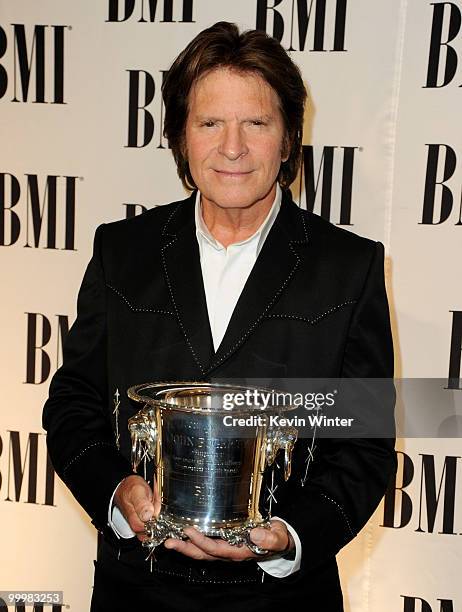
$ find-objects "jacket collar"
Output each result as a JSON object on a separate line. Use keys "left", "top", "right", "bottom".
{"left": 161, "top": 188, "right": 309, "bottom": 375}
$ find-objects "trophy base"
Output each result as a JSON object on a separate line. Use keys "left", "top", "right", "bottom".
{"left": 143, "top": 513, "right": 271, "bottom": 555}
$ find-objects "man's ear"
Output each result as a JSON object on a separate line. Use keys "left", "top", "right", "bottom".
{"left": 281, "top": 134, "right": 291, "bottom": 163}
{"left": 180, "top": 134, "right": 188, "bottom": 162}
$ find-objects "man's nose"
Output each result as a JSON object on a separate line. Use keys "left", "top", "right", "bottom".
{"left": 218, "top": 124, "right": 248, "bottom": 160}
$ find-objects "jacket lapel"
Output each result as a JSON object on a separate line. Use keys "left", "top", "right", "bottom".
{"left": 206, "top": 190, "right": 309, "bottom": 374}
{"left": 160, "top": 192, "right": 215, "bottom": 376}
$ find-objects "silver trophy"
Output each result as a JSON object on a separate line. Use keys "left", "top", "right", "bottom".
{"left": 127, "top": 382, "right": 297, "bottom": 555}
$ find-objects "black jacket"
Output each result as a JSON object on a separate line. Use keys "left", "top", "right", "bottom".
{"left": 43, "top": 189, "right": 396, "bottom": 593}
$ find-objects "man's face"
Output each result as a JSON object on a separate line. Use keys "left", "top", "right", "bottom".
{"left": 184, "top": 67, "right": 288, "bottom": 210}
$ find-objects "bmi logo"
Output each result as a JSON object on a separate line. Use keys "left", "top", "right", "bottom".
{"left": 256, "top": 0, "right": 348, "bottom": 51}
{"left": 425, "top": 1, "right": 462, "bottom": 88}
{"left": 124, "top": 203, "right": 148, "bottom": 217}
{"left": 421, "top": 145, "right": 462, "bottom": 225}
{"left": 126, "top": 69, "right": 170, "bottom": 148}
{"left": 0, "top": 24, "right": 66, "bottom": 103}
{"left": 381, "top": 451, "right": 461, "bottom": 534}
{"left": 296, "top": 145, "right": 358, "bottom": 225}
{"left": 0, "top": 173, "right": 78, "bottom": 249}
{"left": 0, "top": 430, "right": 55, "bottom": 506}
{"left": 401, "top": 596, "right": 455, "bottom": 612}
{"left": 106, "top": 0, "right": 194, "bottom": 22}
{"left": 25, "top": 313, "right": 69, "bottom": 385}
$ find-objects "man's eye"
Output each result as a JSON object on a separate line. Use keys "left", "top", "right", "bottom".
{"left": 202, "top": 121, "right": 216, "bottom": 127}
{"left": 251, "top": 120, "right": 265, "bottom": 126}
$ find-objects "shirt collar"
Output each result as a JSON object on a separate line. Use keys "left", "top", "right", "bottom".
{"left": 195, "top": 183, "right": 282, "bottom": 255}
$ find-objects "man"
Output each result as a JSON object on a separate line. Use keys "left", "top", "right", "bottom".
{"left": 43, "top": 21, "right": 396, "bottom": 611}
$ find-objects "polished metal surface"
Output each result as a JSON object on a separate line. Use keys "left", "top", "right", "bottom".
{"left": 127, "top": 382, "right": 297, "bottom": 554}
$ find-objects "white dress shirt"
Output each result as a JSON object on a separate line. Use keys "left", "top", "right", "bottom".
{"left": 109, "top": 183, "right": 301, "bottom": 577}
{"left": 195, "top": 185, "right": 281, "bottom": 351}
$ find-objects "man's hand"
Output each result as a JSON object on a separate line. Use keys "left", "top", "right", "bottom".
{"left": 163, "top": 519, "right": 294, "bottom": 561}
{"left": 113, "top": 474, "right": 161, "bottom": 540}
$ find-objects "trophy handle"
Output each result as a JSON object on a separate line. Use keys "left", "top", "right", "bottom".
{"left": 265, "top": 426, "right": 297, "bottom": 481}
{"left": 128, "top": 406, "right": 157, "bottom": 472}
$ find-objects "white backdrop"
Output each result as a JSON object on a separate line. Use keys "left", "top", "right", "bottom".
{"left": 0, "top": 1, "right": 461, "bottom": 610}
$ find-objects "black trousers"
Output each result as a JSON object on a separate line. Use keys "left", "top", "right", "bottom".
{"left": 90, "top": 537, "right": 344, "bottom": 612}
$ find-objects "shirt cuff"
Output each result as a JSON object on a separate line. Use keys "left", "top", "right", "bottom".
{"left": 107, "top": 482, "right": 136, "bottom": 539}
{"left": 256, "top": 517, "right": 302, "bottom": 578}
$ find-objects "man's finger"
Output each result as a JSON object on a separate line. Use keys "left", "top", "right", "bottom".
{"left": 164, "top": 537, "right": 217, "bottom": 561}
{"left": 182, "top": 528, "right": 253, "bottom": 561}
{"left": 130, "top": 488, "right": 154, "bottom": 522}
{"left": 249, "top": 521, "right": 291, "bottom": 552}
{"left": 114, "top": 475, "right": 155, "bottom": 528}
{"left": 124, "top": 505, "right": 148, "bottom": 533}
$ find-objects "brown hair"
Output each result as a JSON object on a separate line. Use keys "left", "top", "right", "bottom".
{"left": 162, "top": 21, "right": 307, "bottom": 190}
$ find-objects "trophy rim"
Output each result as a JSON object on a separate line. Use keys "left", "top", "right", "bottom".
{"left": 127, "top": 380, "right": 297, "bottom": 414}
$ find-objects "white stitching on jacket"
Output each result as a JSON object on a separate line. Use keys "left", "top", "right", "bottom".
{"left": 299, "top": 206, "right": 309, "bottom": 242}
{"left": 62, "top": 441, "right": 114, "bottom": 474}
{"left": 205, "top": 202, "right": 310, "bottom": 370}
{"left": 151, "top": 567, "right": 258, "bottom": 583}
{"left": 161, "top": 237, "right": 205, "bottom": 376}
{"left": 301, "top": 438, "right": 317, "bottom": 487}
{"left": 320, "top": 492, "right": 356, "bottom": 537}
{"left": 161, "top": 201, "right": 182, "bottom": 236}
{"left": 159, "top": 200, "right": 206, "bottom": 375}
{"left": 264, "top": 299, "right": 357, "bottom": 325}
{"left": 106, "top": 284, "right": 174, "bottom": 316}
{"left": 207, "top": 244, "right": 301, "bottom": 371}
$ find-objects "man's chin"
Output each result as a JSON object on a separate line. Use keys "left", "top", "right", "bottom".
{"left": 200, "top": 186, "right": 274, "bottom": 211}
{"left": 204, "top": 197, "right": 261, "bottom": 210}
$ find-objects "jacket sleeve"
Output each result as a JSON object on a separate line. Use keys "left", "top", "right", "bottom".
{"left": 276, "top": 241, "right": 397, "bottom": 571}
{"left": 42, "top": 225, "right": 133, "bottom": 532}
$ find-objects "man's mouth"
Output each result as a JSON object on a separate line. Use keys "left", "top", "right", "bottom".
{"left": 214, "top": 170, "right": 253, "bottom": 177}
